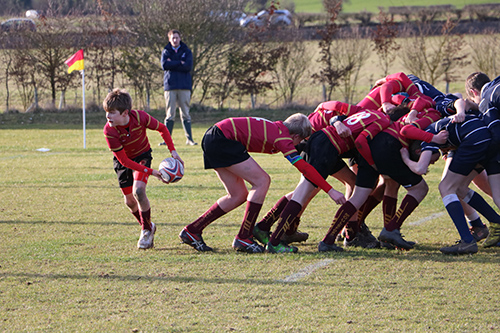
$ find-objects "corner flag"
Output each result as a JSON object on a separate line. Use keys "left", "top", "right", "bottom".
{"left": 65, "top": 49, "right": 84, "bottom": 73}
{"left": 65, "top": 49, "right": 87, "bottom": 148}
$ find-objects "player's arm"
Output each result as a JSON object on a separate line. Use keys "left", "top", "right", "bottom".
{"left": 450, "top": 98, "right": 466, "bottom": 123}
{"left": 401, "top": 114, "right": 448, "bottom": 144}
{"left": 404, "top": 96, "right": 434, "bottom": 124}
{"left": 355, "top": 117, "right": 391, "bottom": 167}
{"left": 387, "top": 72, "right": 425, "bottom": 99}
{"left": 286, "top": 153, "right": 346, "bottom": 204}
{"left": 322, "top": 101, "right": 361, "bottom": 116}
{"left": 113, "top": 149, "right": 156, "bottom": 176}
{"left": 400, "top": 147, "right": 435, "bottom": 175}
{"left": 379, "top": 81, "right": 400, "bottom": 112}
{"left": 401, "top": 124, "right": 448, "bottom": 144}
{"left": 328, "top": 115, "right": 352, "bottom": 138}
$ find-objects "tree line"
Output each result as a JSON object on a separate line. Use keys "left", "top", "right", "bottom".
{"left": 1, "top": 0, "right": 500, "bottom": 113}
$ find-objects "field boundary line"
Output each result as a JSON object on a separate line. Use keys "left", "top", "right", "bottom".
{"left": 280, "top": 259, "right": 335, "bottom": 283}
{"left": 408, "top": 211, "right": 446, "bottom": 226}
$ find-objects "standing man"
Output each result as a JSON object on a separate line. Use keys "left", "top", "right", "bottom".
{"left": 160, "top": 29, "right": 197, "bottom": 146}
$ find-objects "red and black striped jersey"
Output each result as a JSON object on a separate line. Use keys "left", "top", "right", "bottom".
{"left": 104, "top": 109, "right": 174, "bottom": 159}
{"left": 321, "top": 109, "right": 390, "bottom": 154}
{"left": 357, "top": 72, "right": 423, "bottom": 111}
{"left": 308, "top": 101, "right": 361, "bottom": 132}
{"left": 215, "top": 117, "right": 297, "bottom": 157}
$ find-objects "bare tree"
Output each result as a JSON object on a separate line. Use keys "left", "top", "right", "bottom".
{"left": 9, "top": 49, "right": 35, "bottom": 111}
{"left": 27, "top": 14, "right": 79, "bottom": 107}
{"left": 468, "top": 30, "right": 500, "bottom": 78}
{"left": 209, "top": 44, "right": 246, "bottom": 109}
{"left": 312, "top": 0, "right": 346, "bottom": 101}
{"left": 398, "top": 19, "right": 468, "bottom": 86}
{"left": 232, "top": 43, "right": 286, "bottom": 109}
{"left": 126, "top": 0, "right": 247, "bottom": 99}
{"left": 271, "top": 31, "right": 313, "bottom": 106}
{"left": 2, "top": 29, "right": 46, "bottom": 112}
{"left": 119, "top": 47, "right": 161, "bottom": 111}
{"left": 332, "top": 27, "right": 370, "bottom": 103}
{"left": 83, "top": 0, "right": 125, "bottom": 103}
{"left": 0, "top": 51, "right": 13, "bottom": 112}
{"left": 371, "top": 10, "right": 400, "bottom": 77}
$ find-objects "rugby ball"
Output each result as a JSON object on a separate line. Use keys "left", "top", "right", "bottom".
{"left": 159, "top": 157, "right": 184, "bottom": 184}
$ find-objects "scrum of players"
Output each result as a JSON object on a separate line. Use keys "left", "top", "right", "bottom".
{"left": 105, "top": 72, "right": 500, "bottom": 255}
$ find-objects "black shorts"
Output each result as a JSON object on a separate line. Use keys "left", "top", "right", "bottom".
{"left": 483, "top": 151, "right": 500, "bottom": 176}
{"left": 370, "top": 132, "right": 423, "bottom": 188}
{"left": 113, "top": 149, "right": 152, "bottom": 189}
{"left": 355, "top": 155, "right": 380, "bottom": 189}
{"left": 302, "top": 131, "right": 347, "bottom": 180}
{"left": 202, "top": 125, "right": 250, "bottom": 169}
{"left": 448, "top": 140, "right": 490, "bottom": 176}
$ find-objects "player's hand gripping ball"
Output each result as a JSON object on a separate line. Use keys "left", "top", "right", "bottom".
{"left": 159, "top": 157, "right": 184, "bottom": 184}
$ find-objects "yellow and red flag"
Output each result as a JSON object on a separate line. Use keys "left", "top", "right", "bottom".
{"left": 65, "top": 49, "right": 84, "bottom": 73}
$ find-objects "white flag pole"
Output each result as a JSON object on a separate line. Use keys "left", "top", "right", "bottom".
{"left": 81, "top": 69, "right": 86, "bottom": 149}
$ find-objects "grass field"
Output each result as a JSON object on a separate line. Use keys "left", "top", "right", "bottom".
{"left": 294, "top": 0, "right": 499, "bottom": 13}
{"left": 1, "top": 110, "right": 500, "bottom": 331}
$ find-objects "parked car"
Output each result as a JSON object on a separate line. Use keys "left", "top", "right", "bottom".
{"left": 26, "top": 10, "right": 40, "bottom": 19}
{"left": 240, "top": 9, "right": 293, "bottom": 28}
{"left": 1, "top": 18, "right": 36, "bottom": 32}
{"left": 209, "top": 10, "right": 247, "bottom": 25}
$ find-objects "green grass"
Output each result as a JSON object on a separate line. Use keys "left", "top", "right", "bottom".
{"left": 1, "top": 113, "right": 500, "bottom": 331}
{"left": 294, "top": 0, "right": 498, "bottom": 13}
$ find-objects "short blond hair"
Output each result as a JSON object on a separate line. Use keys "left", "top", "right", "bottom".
{"left": 283, "top": 113, "right": 312, "bottom": 139}
{"left": 103, "top": 88, "right": 132, "bottom": 113}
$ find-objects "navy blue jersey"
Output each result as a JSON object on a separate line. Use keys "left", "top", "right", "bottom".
{"left": 422, "top": 115, "right": 492, "bottom": 175}
{"left": 408, "top": 74, "right": 443, "bottom": 100}
{"left": 421, "top": 115, "right": 491, "bottom": 153}
{"left": 478, "top": 75, "right": 500, "bottom": 146}
{"left": 408, "top": 74, "right": 460, "bottom": 117}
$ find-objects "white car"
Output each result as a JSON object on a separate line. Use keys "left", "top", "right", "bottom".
{"left": 240, "top": 9, "right": 293, "bottom": 28}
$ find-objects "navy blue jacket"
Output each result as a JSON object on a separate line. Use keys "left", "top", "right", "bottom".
{"left": 161, "top": 41, "right": 193, "bottom": 91}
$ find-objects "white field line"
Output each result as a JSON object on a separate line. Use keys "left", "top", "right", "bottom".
{"left": 279, "top": 212, "right": 447, "bottom": 282}
{"left": 408, "top": 211, "right": 446, "bottom": 226}
{"left": 280, "top": 259, "right": 335, "bottom": 283}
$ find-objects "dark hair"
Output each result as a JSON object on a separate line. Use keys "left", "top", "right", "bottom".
{"left": 387, "top": 105, "right": 410, "bottom": 122}
{"left": 465, "top": 72, "right": 490, "bottom": 99}
{"left": 409, "top": 140, "right": 423, "bottom": 162}
{"left": 102, "top": 88, "right": 132, "bottom": 113}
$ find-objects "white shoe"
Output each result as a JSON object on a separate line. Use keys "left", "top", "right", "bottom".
{"left": 137, "top": 222, "right": 156, "bottom": 249}
{"left": 186, "top": 139, "right": 198, "bottom": 146}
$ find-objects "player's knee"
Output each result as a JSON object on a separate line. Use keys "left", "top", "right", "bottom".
{"left": 456, "top": 186, "right": 470, "bottom": 200}
{"left": 258, "top": 173, "right": 271, "bottom": 190}
{"left": 420, "top": 181, "right": 429, "bottom": 196}
{"left": 410, "top": 180, "right": 428, "bottom": 201}
{"left": 124, "top": 196, "right": 135, "bottom": 209}
{"left": 231, "top": 191, "right": 248, "bottom": 206}
{"left": 438, "top": 181, "right": 455, "bottom": 197}
{"left": 133, "top": 186, "right": 147, "bottom": 201}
